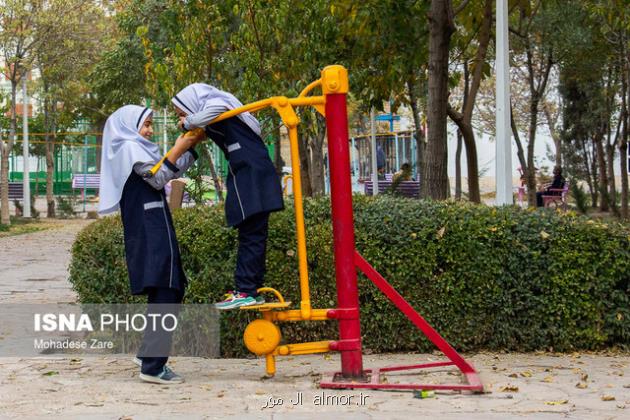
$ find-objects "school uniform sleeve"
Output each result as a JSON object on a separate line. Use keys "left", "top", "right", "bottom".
{"left": 133, "top": 147, "right": 199, "bottom": 190}
{"left": 183, "top": 98, "right": 230, "bottom": 130}
{"left": 133, "top": 160, "right": 179, "bottom": 190}
{"left": 172, "top": 147, "right": 199, "bottom": 177}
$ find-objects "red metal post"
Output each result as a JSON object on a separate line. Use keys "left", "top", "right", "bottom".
{"left": 322, "top": 65, "right": 364, "bottom": 379}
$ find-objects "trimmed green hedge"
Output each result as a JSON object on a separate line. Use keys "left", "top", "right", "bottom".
{"left": 69, "top": 196, "right": 630, "bottom": 356}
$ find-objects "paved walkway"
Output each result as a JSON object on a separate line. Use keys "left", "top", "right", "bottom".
{"left": 0, "top": 219, "right": 628, "bottom": 419}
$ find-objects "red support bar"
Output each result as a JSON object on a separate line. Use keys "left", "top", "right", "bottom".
{"left": 323, "top": 67, "right": 365, "bottom": 380}
{"left": 318, "top": 65, "right": 482, "bottom": 393}
{"left": 326, "top": 308, "right": 360, "bottom": 320}
{"left": 329, "top": 339, "right": 362, "bottom": 351}
{"left": 354, "top": 251, "right": 478, "bottom": 374}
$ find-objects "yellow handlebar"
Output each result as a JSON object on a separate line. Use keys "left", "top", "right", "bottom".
{"left": 147, "top": 128, "right": 206, "bottom": 176}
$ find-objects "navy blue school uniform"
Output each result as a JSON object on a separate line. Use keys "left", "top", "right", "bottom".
{"left": 204, "top": 117, "right": 284, "bottom": 227}
{"left": 204, "top": 117, "right": 284, "bottom": 296}
{"left": 119, "top": 156, "right": 196, "bottom": 376}
{"left": 119, "top": 167, "right": 187, "bottom": 295}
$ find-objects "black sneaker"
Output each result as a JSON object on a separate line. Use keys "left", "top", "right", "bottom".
{"left": 139, "top": 366, "right": 184, "bottom": 384}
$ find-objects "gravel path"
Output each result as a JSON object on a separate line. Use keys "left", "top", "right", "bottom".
{"left": 0, "top": 218, "right": 628, "bottom": 419}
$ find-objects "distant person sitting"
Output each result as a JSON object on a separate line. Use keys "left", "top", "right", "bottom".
{"left": 393, "top": 163, "right": 413, "bottom": 182}
{"left": 536, "top": 166, "right": 565, "bottom": 207}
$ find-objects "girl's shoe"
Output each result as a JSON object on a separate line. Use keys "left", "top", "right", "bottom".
{"left": 139, "top": 366, "right": 184, "bottom": 384}
{"left": 214, "top": 291, "right": 258, "bottom": 310}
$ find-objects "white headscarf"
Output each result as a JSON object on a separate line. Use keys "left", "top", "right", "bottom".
{"left": 98, "top": 105, "right": 159, "bottom": 215}
{"left": 171, "top": 83, "right": 261, "bottom": 136}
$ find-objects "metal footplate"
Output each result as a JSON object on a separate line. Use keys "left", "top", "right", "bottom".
{"left": 239, "top": 287, "right": 291, "bottom": 311}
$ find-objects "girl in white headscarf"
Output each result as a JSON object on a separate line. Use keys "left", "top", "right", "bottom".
{"left": 172, "top": 84, "right": 284, "bottom": 310}
{"left": 99, "top": 104, "right": 204, "bottom": 385}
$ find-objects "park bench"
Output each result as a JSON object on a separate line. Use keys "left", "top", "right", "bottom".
{"left": 71, "top": 173, "right": 100, "bottom": 191}
{"left": 542, "top": 181, "right": 570, "bottom": 210}
{"left": 364, "top": 179, "right": 421, "bottom": 198}
{"left": 8, "top": 182, "right": 24, "bottom": 201}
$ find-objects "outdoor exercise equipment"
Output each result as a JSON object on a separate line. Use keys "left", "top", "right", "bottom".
{"left": 154, "top": 65, "right": 483, "bottom": 392}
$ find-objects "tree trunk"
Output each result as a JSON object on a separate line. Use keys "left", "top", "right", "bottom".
{"left": 307, "top": 118, "right": 326, "bottom": 195}
{"left": 423, "top": 0, "right": 454, "bottom": 200}
{"left": 606, "top": 141, "right": 617, "bottom": 215}
{"left": 586, "top": 138, "right": 599, "bottom": 207}
{"left": 46, "top": 139, "right": 55, "bottom": 217}
{"left": 451, "top": 0, "right": 491, "bottom": 204}
{"left": 620, "top": 58, "right": 629, "bottom": 219}
{"left": 298, "top": 131, "right": 312, "bottom": 197}
{"left": 510, "top": 105, "right": 528, "bottom": 176}
{"left": 308, "top": 136, "right": 325, "bottom": 195}
{"left": 43, "top": 96, "right": 56, "bottom": 218}
{"left": 201, "top": 144, "right": 223, "bottom": 202}
{"left": 0, "top": 141, "right": 10, "bottom": 225}
{"left": 543, "top": 105, "right": 562, "bottom": 168}
{"left": 407, "top": 78, "right": 425, "bottom": 184}
{"left": 594, "top": 133, "right": 609, "bottom": 212}
{"left": 455, "top": 130, "right": 462, "bottom": 199}
{"left": 274, "top": 120, "right": 283, "bottom": 174}
{"left": 1, "top": 81, "right": 19, "bottom": 225}
{"left": 526, "top": 97, "right": 539, "bottom": 206}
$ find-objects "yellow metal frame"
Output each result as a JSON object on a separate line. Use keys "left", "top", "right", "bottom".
{"left": 156, "top": 67, "right": 350, "bottom": 377}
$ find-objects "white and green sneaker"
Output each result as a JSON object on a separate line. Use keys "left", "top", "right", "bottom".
{"left": 139, "top": 366, "right": 184, "bottom": 385}
{"left": 214, "top": 291, "right": 258, "bottom": 310}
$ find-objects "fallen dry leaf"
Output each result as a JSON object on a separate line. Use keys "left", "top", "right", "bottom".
{"left": 601, "top": 395, "right": 616, "bottom": 401}
{"left": 542, "top": 376, "right": 554, "bottom": 383}
{"left": 575, "top": 382, "right": 588, "bottom": 389}
{"left": 508, "top": 373, "right": 518, "bottom": 378}
{"left": 499, "top": 385, "right": 519, "bottom": 392}
{"left": 581, "top": 373, "right": 589, "bottom": 381}
{"left": 217, "top": 391, "right": 225, "bottom": 398}
{"left": 255, "top": 389, "right": 266, "bottom": 395}
{"left": 520, "top": 370, "right": 533, "bottom": 378}
{"left": 545, "top": 400, "right": 568, "bottom": 405}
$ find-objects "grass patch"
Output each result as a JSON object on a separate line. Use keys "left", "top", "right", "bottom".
{"left": 0, "top": 217, "right": 59, "bottom": 238}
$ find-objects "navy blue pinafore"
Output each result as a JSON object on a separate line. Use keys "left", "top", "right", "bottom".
{"left": 205, "top": 117, "right": 284, "bottom": 226}
{"left": 119, "top": 172, "right": 187, "bottom": 295}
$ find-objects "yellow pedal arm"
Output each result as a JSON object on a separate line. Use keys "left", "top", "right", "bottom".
{"left": 271, "top": 309, "right": 331, "bottom": 322}
{"left": 274, "top": 341, "right": 331, "bottom": 356}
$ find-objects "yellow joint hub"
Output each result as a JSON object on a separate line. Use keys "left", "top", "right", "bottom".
{"left": 243, "top": 319, "right": 281, "bottom": 356}
{"left": 272, "top": 97, "right": 299, "bottom": 128}
{"left": 321, "top": 65, "right": 349, "bottom": 95}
